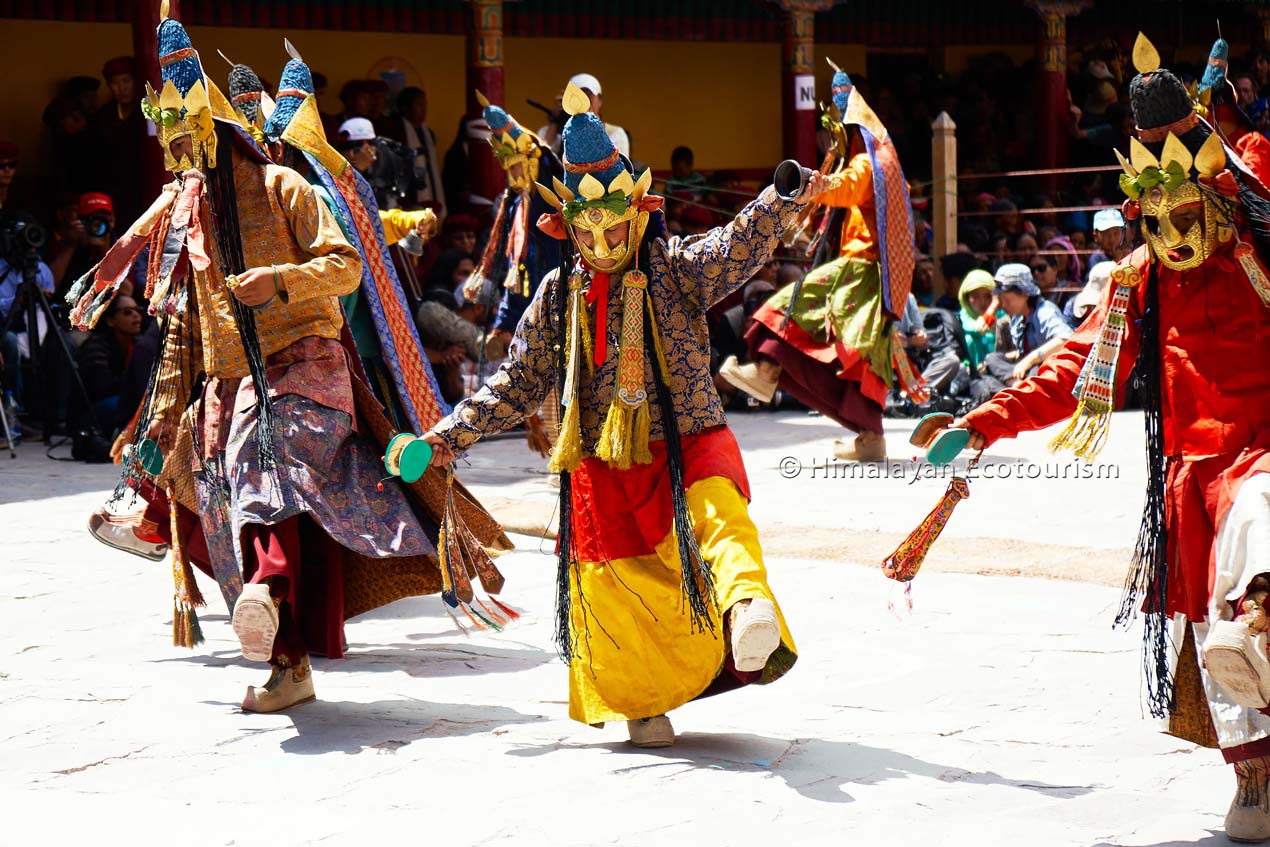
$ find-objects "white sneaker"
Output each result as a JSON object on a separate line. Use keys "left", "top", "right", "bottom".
{"left": 87, "top": 507, "right": 169, "bottom": 561}
{"left": 232, "top": 583, "right": 279, "bottom": 663}
{"left": 730, "top": 598, "right": 781, "bottom": 673}
{"left": 242, "top": 656, "right": 316, "bottom": 713}
{"left": 718, "top": 356, "right": 778, "bottom": 404}
{"left": 627, "top": 715, "right": 675, "bottom": 748}
{"left": 1204, "top": 620, "right": 1270, "bottom": 708}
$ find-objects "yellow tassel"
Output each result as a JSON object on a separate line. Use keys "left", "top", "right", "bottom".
{"left": 632, "top": 400, "right": 652, "bottom": 465}
{"left": 549, "top": 397, "right": 584, "bottom": 473}
{"left": 1047, "top": 401, "right": 1112, "bottom": 462}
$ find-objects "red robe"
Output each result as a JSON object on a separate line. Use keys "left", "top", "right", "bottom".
{"left": 964, "top": 243, "right": 1270, "bottom": 620}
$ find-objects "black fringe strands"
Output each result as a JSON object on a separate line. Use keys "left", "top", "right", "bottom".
{"left": 638, "top": 235, "right": 717, "bottom": 636}
{"left": 207, "top": 123, "right": 277, "bottom": 471}
{"left": 552, "top": 243, "right": 579, "bottom": 663}
{"left": 644, "top": 300, "right": 718, "bottom": 636}
{"left": 1116, "top": 265, "right": 1173, "bottom": 719}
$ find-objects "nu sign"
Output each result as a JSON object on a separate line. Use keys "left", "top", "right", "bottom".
{"left": 795, "top": 74, "right": 816, "bottom": 111}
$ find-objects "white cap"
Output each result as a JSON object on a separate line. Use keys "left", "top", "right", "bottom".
{"left": 568, "top": 73, "right": 602, "bottom": 96}
{"left": 338, "top": 117, "right": 376, "bottom": 143}
{"left": 1092, "top": 208, "right": 1125, "bottom": 232}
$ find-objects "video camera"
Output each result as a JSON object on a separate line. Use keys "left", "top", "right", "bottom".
{"left": 0, "top": 211, "right": 47, "bottom": 263}
{"left": 83, "top": 214, "right": 111, "bottom": 240}
{"left": 365, "top": 136, "right": 416, "bottom": 203}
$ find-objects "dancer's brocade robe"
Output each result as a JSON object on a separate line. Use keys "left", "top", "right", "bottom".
{"left": 965, "top": 243, "right": 1270, "bottom": 756}
{"left": 432, "top": 187, "right": 802, "bottom": 723}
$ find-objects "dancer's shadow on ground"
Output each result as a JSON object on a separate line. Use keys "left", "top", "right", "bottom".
{"left": 1091, "top": 836, "right": 1228, "bottom": 847}
{"left": 508, "top": 731, "right": 1098, "bottom": 805}
{"left": 277, "top": 697, "right": 546, "bottom": 756}
{"left": 156, "top": 641, "right": 554, "bottom": 679}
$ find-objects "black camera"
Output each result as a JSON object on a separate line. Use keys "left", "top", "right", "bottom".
{"left": 367, "top": 136, "right": 416, "bottom": 202}
{"left": 84, "top": 215, "right": 110, "bottom": 239}
{"left": 0, "top": 211, "right": 47, "bottom": 260}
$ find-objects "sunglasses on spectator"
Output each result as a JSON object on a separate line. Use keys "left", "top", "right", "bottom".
{"left": 0, "top": 160, "right": 17, "bottom": 170}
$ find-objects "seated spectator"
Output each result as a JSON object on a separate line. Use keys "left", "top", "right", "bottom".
{"left": 667, "top": 145, "right": 706, "bottom": 199}
{"left": 938, "top": 251, "right": 980, "bottom": 312}
{"left": 1030, "top": 252, "right": 1060, "bottom": 299}
{"left": 1011, "top": 231, "right": 1039, "bottom": 265}
{"left": 424, "top": 248, "right": 477, "bottom": 307}
{"left": 911, "top": 254, "right": 935, "bottom": 307}
{"left": 1044, "top": 234, "right": 1082, "bottom": 289}
{"left": 1066, "top": 260, "right": 1116, "bottom": 327}
{"left": 1088, "top": 208, "right": 1130, "bottom": 270}
{"left": 441, "top": 213, "right": 479, "bottom": 257}
{"left": 990, "top": 198, "right": 1035, "bottom": 238}
{"left": 415, "top": 298, "right": 480, "bottom": 405}
{"left": 73, "top": 294, "right": 155, "bottom": 436}
{"left": 958, "top": 269, "right": 1001, "bottom": 371}
{"left": 974, "top": 263, "right": 1073, "bottom": 401}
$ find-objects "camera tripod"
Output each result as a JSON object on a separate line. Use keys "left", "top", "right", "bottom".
{"left": 0, "top": 246, "right": 104, "bottom": 454}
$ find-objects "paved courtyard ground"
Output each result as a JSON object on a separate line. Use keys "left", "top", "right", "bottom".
{"left": 0, "top": 411, "right": 1237, "bottom": 846}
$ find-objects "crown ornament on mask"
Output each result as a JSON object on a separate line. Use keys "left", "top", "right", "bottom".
{"left": 477, "top": 90, "right": 543, "bottom": 193}
{"left": 144, "top": 11, "right": 236, "bottom": 173}
{"left": 534, "top": 85, "right": 662, "bottom": 272}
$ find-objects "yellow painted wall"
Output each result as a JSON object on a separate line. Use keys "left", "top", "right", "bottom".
{"left": 0, "top": 18, "right": 1040, "bottom": 189}
{"left": 0, "top": 18, "right": 787, "bottom": 187}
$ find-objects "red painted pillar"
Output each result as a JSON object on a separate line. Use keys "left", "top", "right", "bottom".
{"left": 778, "top": 1, "right": 828, "bottom": 167}
{"left": 132, "top": 0, "right": 177, "bottom": 207}
{"left": 466, "top": 0, "right": 505, "bottom": 210}
{"left": 1027, "top": 1, "right": 1089, "bottom": 194}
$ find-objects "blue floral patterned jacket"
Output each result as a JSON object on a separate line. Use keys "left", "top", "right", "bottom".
{"left": 432, "top": 186, "right": 799, "bottom": 455}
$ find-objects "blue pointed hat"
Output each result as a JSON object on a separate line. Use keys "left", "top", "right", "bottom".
{"left": 264, "top": 57, "right": 313, "bottom": 142}
{"left": 1199, "top": 38, "right": 1230, "bottom": 93}
{"left": 831, "top": 70, "right": 854, "bottom": 116}
{"left": 561, "top": 110, "right": 626, "bottom": 194}
{"left": 228, "top": 64, "right": 265, "bottom": 123}
{"left": 157, "top": 18, "right": 204, "bottom": 96}
{"left": 483, "top": 103, "right": 523, "bottom": 141}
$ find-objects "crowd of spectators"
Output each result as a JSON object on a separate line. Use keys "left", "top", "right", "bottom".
{"left": 2, "top": 36, "right": 1263, "bottom": 455}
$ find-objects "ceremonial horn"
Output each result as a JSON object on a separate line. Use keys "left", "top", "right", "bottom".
{"left": 774, "top": 159, "right": 814, "bottom": 201}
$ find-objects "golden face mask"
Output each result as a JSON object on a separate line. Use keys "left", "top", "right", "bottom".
{"left": 144, "top": 78, "right": 218, "bottom": 173}
{"left": 1119, "top": 133, "right": 1234, "bottom": 271}
{"left": 568, "top": 203, "right": 648, "bottom": 273}
{"left": 537, "top": 168, "right": 658, "bottom": 274}
{"left": 492, "top": 133, "right": 542, "bottom": 193}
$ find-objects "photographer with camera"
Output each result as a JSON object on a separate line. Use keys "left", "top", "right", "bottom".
{"left": 335, "top": 118, "right": 438, "bottom": 246}
{"left": 0, "top": 210, "right": 56, "bottom": 441}
{"left": 377, "top": 86, "right": 447, "bottom": 218}
{"left": 47, "top": 192, "right": 117, "bottom": 298}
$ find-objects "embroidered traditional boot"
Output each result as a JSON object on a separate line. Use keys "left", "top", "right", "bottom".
{"left": 718, "top": 355, "right": 781, "bottom": 404}
{"left": 232, "top": 583, "right": 280, "bottom": 662}
{"left": 1228, "top": 756, "right": 1270, "bottom": 843}
{"left": 627, "top": 715, "right": 675, "bottom": 748}
{"left": 1204, "top": 589, "right": 1270, "bottom": 708}
{"left": 87, "top": 506, "right": 169, "bottom": 561}
{"left": 833, "top": 431, "right": 887, "bottom": 463}
{"left": 241, "top": 655, "right": 316, "bottom": 713}
{"left": 730, "top": 598, "right": 781, "bottom": 673}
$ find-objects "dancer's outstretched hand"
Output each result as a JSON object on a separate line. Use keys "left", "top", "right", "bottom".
{"left": 948, "top": 419, "right": 986, "bottom": 451}
{"left": 422, "top": 431, "right": 455, "bottom": 468}
{"left": 796, "top": 171, "right": 833, "bottom": 205}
